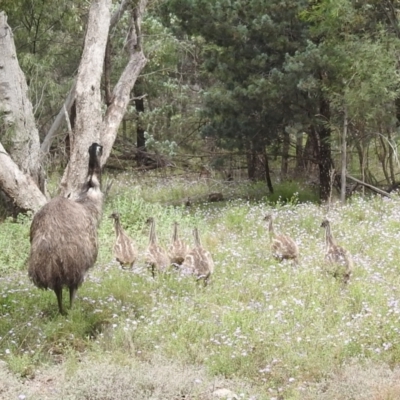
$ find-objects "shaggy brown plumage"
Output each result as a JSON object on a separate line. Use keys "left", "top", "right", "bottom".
{"left": 168, "top": 222, "right": 189, "bottom": 267}
{"left": 180, "top": 227, "right": 214, "bottom": 286}
{"left": 28, "top": 143, "right": 103, "bottom": 314}
{"left": 321, "top": 219, "right": 352, "bottom": 284}
{"left": 145, "top": 217, "right": 170, "bottom": 277}
{"left": 263, "top": 214, "right": 299, "bottom": 265}
{"left": 110, "top": 211, "right": 137, "bottom": 269}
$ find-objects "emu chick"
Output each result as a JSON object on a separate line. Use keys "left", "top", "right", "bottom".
{"left": 168, "top": 222, "right": 189, "bottom": 266}
{"left": 145, "top": 217, "right": 170, "bottom": 277}
{"left": 110, "top": 212, "right": 137, "bottom": 269}
{"left": 264, "top": 214, "right": 299, "bottom": 264}
{"left": 321, "top": 219, "right": 353, "bottom": 284}
{"left": 180, "top": 227, "right": 214, "bottom": 285}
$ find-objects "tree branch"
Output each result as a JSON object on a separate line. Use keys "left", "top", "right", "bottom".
{"left": 0, "top": 142, "right": 47, "bottom": 212}
{"left": 41, "top": 0, "right": 132, "bottom": 159}
{"left": 101, "top": 0, "right": 148, "bottom": 165}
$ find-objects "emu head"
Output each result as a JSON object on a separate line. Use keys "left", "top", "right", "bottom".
{"left": 263, "top": 214, "right": 273, "bottom": 222}
{"left": 87, "top": 142, "right": 103, "bottom": 189}
{"left": 321, "top": 219, "right": 330, "bottom": 228}
{"left": 110, "top": 211, "right": 120, "bottom": 221}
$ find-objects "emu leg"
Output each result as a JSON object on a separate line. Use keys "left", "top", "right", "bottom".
{"left": 54, "top": 287, "right": 64, "bottom": 315}
{"left": 69, "top": 286, "right": 77, "bottom": 309}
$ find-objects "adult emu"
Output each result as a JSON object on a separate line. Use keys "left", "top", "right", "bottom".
{"left": 28, "top": 143, "right": 103, "bottom": 314}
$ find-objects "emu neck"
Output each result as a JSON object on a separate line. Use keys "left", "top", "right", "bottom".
{"left": 76, "top": 191, "right": 103, "bottom": 226}
{"left": 324, "top": 225, "right": 336, "bottom": 248}
{"left": 88, "top": 144, "right": 102, "bottom": 183}
{"left": 268, "top": 219, "right": 275, "bottom": 238}
{"left": 172, "top": 223, "right": 179, "bottom": 242}
{"left": 87, "top": 152, "right": 102, "bottom": 188}
{"left": 149, "top": 220, "right": 157, "bottom": 244}
{"left": 114, "top": 219, "right": 123, "bottom": 236}
{"left": 193, "top": 228, "right": 201, "bottom": 247}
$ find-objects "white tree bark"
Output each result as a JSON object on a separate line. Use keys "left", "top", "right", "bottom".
{"left": 0, "top": 12, "right": 47, "bottom": 211}
{"left": 101, "top": 0, "right": 148, "bottom": 164}
{"left": 0, "top": 0, "right": 148, "bottom": 209}
{"left": 341, "top": 105, "right": 348, "bottom": 204}
{"left": 60, "top": 0, "right": 148, "bottom": 196}
{"left": 0, "top": 144, "right": 47, "bottom": 212}
{"left": 59, "top": 0, "right": 112, "bottom": 196}
{"left": 41, "top": 0, "right": 132, "bottom": 158}
{"left": 0, "top": 12, "right": 42, "bottom": 186}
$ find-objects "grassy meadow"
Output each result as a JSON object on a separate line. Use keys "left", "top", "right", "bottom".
{"left": 1, "top": 173, "right": 400, "bottom": 399}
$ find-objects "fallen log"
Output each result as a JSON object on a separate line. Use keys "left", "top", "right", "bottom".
{"left": 346, "top": 174, "right": 392, "bottom": 198}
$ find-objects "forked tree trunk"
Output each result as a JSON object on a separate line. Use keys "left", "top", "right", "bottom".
{"left": 0, "top": 0, "right": 148, "bottom": 211}
{"left": 59, "top": 0, "right": 112, "bottom": 196}
{"left": 40, "top": 0, "right": 132, "bottom": 159}
{"left": 0, "top": 12, "right": 47, "bottom": 210}
{"left": 60, "top": 0, "right": 148, "bottom": 196}
{"left": 100, "top": 2, "right": 147, "bottom": 165}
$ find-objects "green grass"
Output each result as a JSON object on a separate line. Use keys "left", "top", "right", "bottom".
{"left": 265, "top": 180, "right": 319, "bottom": 204}
{"left": 2, "top": 177, "right": 400, "bottom": 398}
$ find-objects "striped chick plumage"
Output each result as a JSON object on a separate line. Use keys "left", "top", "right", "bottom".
{"left": 168, "top": 222, "right": 189, "bottom": 267}
{"left": 145, "top": 217, "right": 170, "bottom": 277}
{"left": 110, "top": 211, "right": 137, "bottom": 269}
{"left": 180, "top": 227, "right": 214, "bottom": 286}
{"left": 321, "top": 219, "right": 352, "bottom": 284}
{"left": 264, "top": 214, "right": 299, "bottom": 265}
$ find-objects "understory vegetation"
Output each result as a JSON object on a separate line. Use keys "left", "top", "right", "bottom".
{"left": 1, "top": 175, "right": 400, "bottom": 399}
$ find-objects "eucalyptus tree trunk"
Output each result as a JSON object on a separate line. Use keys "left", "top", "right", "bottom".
{"left": 387, "top": 129, "right": 396, "bottom": 185}
{"left": 60, "top": 0, "right": 148, "bottom": 196}
{"left": 0, "top": 0, "right": 148, "bottom": 212}
{"left": 354, "top": 134, "right": 366, "bottom": 195}
{"left": 0, "top": 12, "right": 47, "bottom": 211}
{"left": 317, "top": 98, "right": 333, "bottom": 201}
{"left": 134, "top": 77, "right": 146, "bottom": 167}
{"left": 59, "top": 0, "right": 111, "bottom": 196}
{"left": 41, "top": 0, "right": 133, "bottom": 160}
{"left": 340, "top": 106, "right": 348, "bottom": 204}
{"left": 245, "top": 138, "right": 273, "bottom": 193}
{"left": 99, "top": 1, "right": 147, "bottom": 165}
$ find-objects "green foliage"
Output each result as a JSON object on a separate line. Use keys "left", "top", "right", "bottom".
{"left": 144, "top": 132, "right": 178, "bottom": 157}
{"left": 161, "top": 0, "right": 308, "bottom": 152}
{"left": 265, "top": 181, "right": 319, "bottom": 205}
{"left": 0, "top": 217, "right": 31, "bottom": 273}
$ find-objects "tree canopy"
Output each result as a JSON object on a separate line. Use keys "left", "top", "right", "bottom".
{"left": 2, "top": 0, "right": 400, "bottom": 207}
